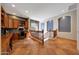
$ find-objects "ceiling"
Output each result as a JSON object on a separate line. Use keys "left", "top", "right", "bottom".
{"left": 1, "top": 3, "right": 73, "bottom": 22}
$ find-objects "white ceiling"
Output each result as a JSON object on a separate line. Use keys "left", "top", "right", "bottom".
{"left": 2, "top": 3, "right": 73, "bottom": 22}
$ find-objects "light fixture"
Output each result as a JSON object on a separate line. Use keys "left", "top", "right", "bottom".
{"left": 12, "top": 16, "right": 17, "bottom": 19}
{"left": 62, "top": 10, "right": 65, "bottom": 12}
{"left": 62, "top": 16, "right": 65, "bottom": 19}
{"left": 25, "top": 10, "right": 29, "bottom": 13}
{"left": 13, "top": 13, "right": 16, "bottom": 15}
{"left": 12, "top": 4, "right": 15, "bottom": 7}
{"left": 62, "top": 8, "right": 68, "bottom": 12}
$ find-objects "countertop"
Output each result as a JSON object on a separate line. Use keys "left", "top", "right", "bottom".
{"left": 1, "top": 33, "right": 13, "bottom": 53}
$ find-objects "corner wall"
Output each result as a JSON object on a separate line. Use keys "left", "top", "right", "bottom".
{"left": 52, "top": 10, "right": 77, "bottom": 40}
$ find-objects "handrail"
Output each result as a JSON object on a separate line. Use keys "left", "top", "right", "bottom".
{"left": 30, "top": 30, "right": 57, "bottom": 45}
{"left": 30, "top": 30, "right": 44, "bottom": 45}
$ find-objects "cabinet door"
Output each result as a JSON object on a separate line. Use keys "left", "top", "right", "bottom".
{"left": 12, "top": 33, "right": 19, "bottom": 42}
{"left": 4, "top": 14, "right": 9, "bottom": 28}
{"left": 1, "top": 13, "right": 5, "bottom": 28}
{"left": 9, "top": 18, "right": 13, "bottom": 28}
{"left": 13, "top": 20, "right": 19, "bottom": 28}
{"left": 25, "top": 21, "right": 28, "bottom": 29}
{"left": 1, "top": 7, "right": 5, "bottom": 28}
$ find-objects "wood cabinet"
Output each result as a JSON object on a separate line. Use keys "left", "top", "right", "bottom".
{"left": 1, "top": 33, "right": 13, "bottom": 55}
{"left": 9, "top": 17, "right": 13, "bottom": 28}
{"left": 1, "top": 7, "right": 11, "bottom": 28}
{"left": 13, "top": 19, "right": 19, "bottom": 28}
{"left": 25, "top": 20, "right": 28, "bottom": 29}
{"left": 4, "top": 14, "right": 9, "bottom": 28}
{"left": 1, "top": 7, "right": 6, "bottom": 28}
{"left": 1, "top": 7, "right": 28, "bottom": 29}
{"left": 1, "top": 6, "right": 19, "bottom": 29}
{"left": 12, "top": 33, "right": 19, "bottom": 42}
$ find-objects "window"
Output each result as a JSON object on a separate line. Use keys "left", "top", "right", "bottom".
{"left": 47, "top": 20, "right": 53, "bottom": 31}
{"left": 58, "top": 16, "right": 71, "bottom": 32}
{"left": 41, "top": 23, "right": 44, "bottom": 30}
{"left": 30, "top": 19, "right": 39, "bottom": 30}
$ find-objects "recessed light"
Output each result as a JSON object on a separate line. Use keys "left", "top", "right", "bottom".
{"left": 62, "top": 16, "right": 65, "bottom": 19}
{"left": 13, "top": 13, "right": 16, "bottom": 15}
{"left": 25, "top": 10, "right": 29, "bottom": 13}
{"left": 12, "top": 16, "right": 17, "bottom": 19}
{"left": 62, "top": 10, "right": 65, "bottom": 12}
{"left": 12, "top": 4, "right": 15, "bottom": 7}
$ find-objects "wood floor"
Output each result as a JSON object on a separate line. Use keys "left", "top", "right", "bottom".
{"left": 11, "top": 37, "right": 78, "bottom": 55}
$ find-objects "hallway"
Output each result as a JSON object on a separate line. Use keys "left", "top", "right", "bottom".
{"left": 11, "top": 37, "right": 77, "bottom": 55}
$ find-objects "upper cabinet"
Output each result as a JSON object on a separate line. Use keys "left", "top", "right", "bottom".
{"left": 1, "top": 6, "right": 29, "bottom": 29}
{"left": 4, "top": 14, "right": 9, "bottom": 28}
{"left": 8, "top": 16, "right": 14, "bottom": 28}
{"left": 25, "top": 20, "right": 28, "bottom": 29}
{"left": 13, "top": 19, "right": 19, "bottom": 28}
{"left": 1, "top": 7, "right": 6, "bottom": 28}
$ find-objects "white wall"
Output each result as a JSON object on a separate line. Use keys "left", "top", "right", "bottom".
{"left": 48, "top": 10, "right": 77, "bottom": 40}
{"left": 39, "top": 22, "right": 42, "bottom": 31}
{"left": 77, "top": 4, "right": 79, "bottom": 51}
{"left": 53, "top": 10, "right": 77, "bottom": 40}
